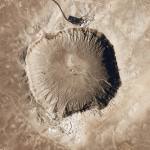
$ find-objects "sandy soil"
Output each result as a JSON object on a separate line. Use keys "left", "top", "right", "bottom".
{"left": 0, "top": 0, "right": 150, "bottom": 149}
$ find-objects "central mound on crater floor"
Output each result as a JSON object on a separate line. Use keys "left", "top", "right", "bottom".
{"left": 25, "top": 28, "right": 121, "bottom": 117}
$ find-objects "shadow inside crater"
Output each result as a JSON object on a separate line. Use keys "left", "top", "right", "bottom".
{"left": 95, "top": 34, "right": 121, "bottom": 107}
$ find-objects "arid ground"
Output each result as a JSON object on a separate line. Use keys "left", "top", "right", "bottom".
{"left": 0, "top": 0, "right": 150, "bottom": 149}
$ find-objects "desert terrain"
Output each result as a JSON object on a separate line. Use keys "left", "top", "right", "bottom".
{"left": 0, "top": 0, "right": 150, "bottom": 149}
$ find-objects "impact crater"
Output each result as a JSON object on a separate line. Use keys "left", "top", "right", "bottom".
{"left": 25, "top": 28, "right": 121, "bottom": 117}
